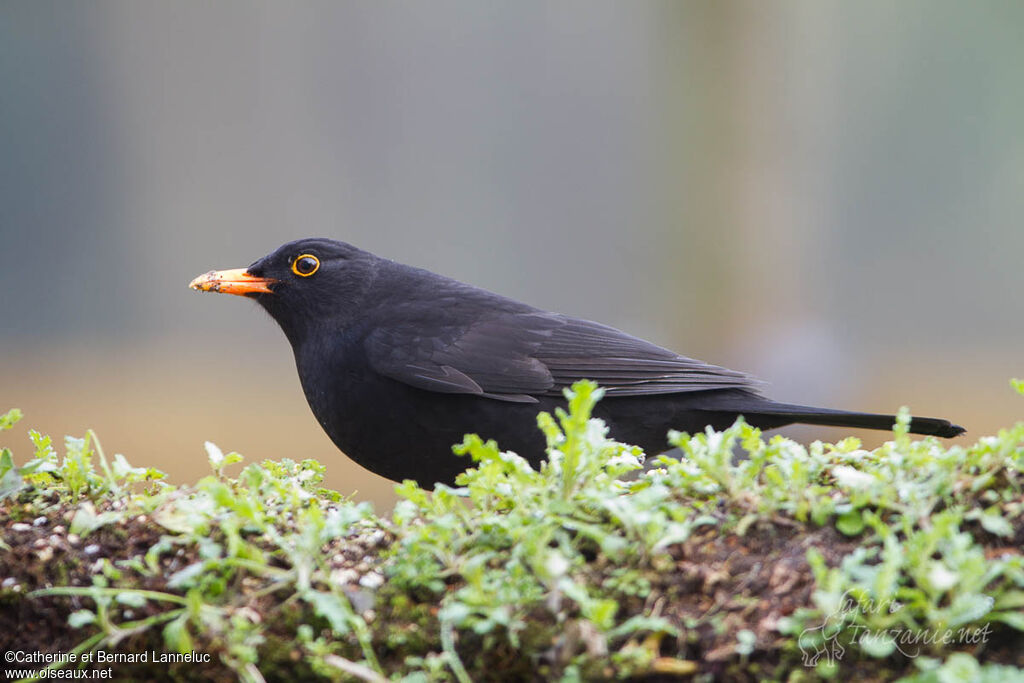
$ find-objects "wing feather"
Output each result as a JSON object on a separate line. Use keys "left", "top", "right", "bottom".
{"left": 366, "top": 310, "right": 761, "bottom": 401}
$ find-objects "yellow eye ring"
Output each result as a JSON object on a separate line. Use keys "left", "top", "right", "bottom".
{"left": 291, "top": 254, "right": 320, "bottom": 277}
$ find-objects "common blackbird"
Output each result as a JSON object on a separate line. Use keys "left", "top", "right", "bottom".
{"left": 190, "top": 238, "right": 964, "bottom": 486}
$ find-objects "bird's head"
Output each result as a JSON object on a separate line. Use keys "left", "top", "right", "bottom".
{"left": 189, "top": 238, "right": 381, "bottom": 345}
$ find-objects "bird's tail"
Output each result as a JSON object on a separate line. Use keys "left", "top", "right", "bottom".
{"left": 698, "top": 395, "right": 965, "bottom": 438}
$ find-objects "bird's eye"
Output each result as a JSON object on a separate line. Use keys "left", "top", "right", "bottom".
{"left": 291, "top": 254, "right": 320, "bottom": 277}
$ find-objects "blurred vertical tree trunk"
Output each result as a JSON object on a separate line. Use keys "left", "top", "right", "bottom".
{"left": 653, "top": 2, "right": 845, "bottom": 402}
{"left": 654, "top": 1, "right": 745, "bottom": 358}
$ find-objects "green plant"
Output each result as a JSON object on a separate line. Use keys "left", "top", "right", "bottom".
{"left": 1, "top": 380, "right": 1022, "bottom": 681}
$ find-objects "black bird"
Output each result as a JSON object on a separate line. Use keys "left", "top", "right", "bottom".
{"left": 190, "top": 238, "right": 964, "bottom": 486}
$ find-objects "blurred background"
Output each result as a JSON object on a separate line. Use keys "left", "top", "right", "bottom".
{"left": 2, "top": 1, "right": 1021, "bottom": 508}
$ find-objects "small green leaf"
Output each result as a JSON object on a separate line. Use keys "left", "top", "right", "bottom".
{"left": 607, "top": 614, "right": 679, "bottom": 639}
{"left": 167, "top": 562, "right": 207, "bottom": 590}
{"left": 0, "top": 451, "right": 24, "bottom": 500}
{"left": 927, "top": 562, "right": 959, "bottom": 593}
{"left": 735, "top": 629, "right": 756, "bottom": 656}
{"left": 0, "top": 408, "right": 22, "bottom": 431}
{"left": 946, "top": 593, "right": 995, "bottom": 627}
{"left": 115, "top": 592, "right": 148, "bottom": 608}
{"left": 68, "top": 610, "right": 96, "bottom": 628}
{"left": 836, "top": 510, "right": 865, "bottom": 536}
{"left": 993, "top": 610, "right": 1024, "bottom": 631}
{"left": 936, "top": 653, "right": 980, "bottom": 683}
{"left": 858, "top": 632, "right": 896, "bottom": 658}
{"left": 205, "top": 441, "right": 225, "bottom": 467}
{"left": 582, "top": 598, "right": 618, "bottom": 630}
{"left": 978, "top": 512, "right": 1013, "bottom": 538}
{"left": 304, "top": 589, "right": 354, "bottom": 635}
{"left": 993, "top": 591, "right": 1024, "bottom": 611}
{"left": 69, "top": 502, "right": 121, "bottom": 537}
{"left": 163, "top": 614, "right": 194, "bottom": 654}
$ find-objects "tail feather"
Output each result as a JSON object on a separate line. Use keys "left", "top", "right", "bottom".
{"left": 699, "top": 397, "right": 965, "bottom": 438}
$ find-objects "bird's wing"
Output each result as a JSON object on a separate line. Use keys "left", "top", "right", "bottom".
{"left": 365, "top": 311, "right": 761, "bottom": 403}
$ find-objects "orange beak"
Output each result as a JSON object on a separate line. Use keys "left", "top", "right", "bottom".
{"left": 189, "top": 268, "right": 276, "bottom": 296}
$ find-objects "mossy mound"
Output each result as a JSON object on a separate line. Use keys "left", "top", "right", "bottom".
{"left": 1, "top": 382, "right": 1022, "bottom": 681}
